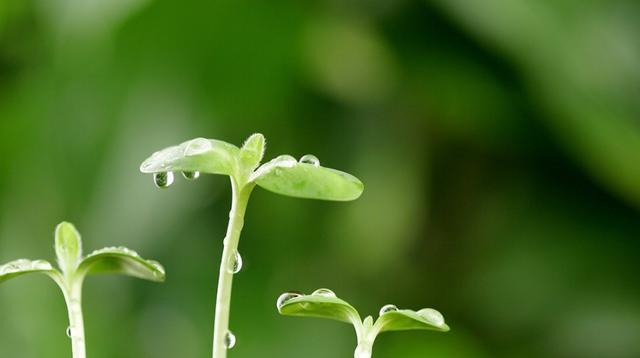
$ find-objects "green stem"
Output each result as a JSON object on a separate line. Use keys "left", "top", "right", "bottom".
{"left": 63, "top": 279, "right": 86, "bottom": 358}
{"left": 212, "top": 179, "right": 253, "bottom": 358}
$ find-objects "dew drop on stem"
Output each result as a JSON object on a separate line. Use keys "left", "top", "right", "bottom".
{"left": 154, "top": 172, "right": 174, "bottom": 188}
{"left": 66, "top": 326, "right": 72, "bottom": 338}
{"left": 224, "top": 331, "right": 236, "bottom": 349}
{"left": 379, "top": 304, "right": 398, "bottom": 316}
{"left": 299, "top": 154, "right": 320, "bottom": 167}
{"left": 276, "top": 292, "right": 303, "bottom": 310}
{"left": 228, "top": 251, "right": 242, "bottom": 274}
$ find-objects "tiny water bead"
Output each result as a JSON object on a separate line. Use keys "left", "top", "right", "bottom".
{"left": 154, "top": 172, "right": 174, "bottom": 188}
{"left": 418, "top": 308, "right": 445, "bottom": 326}
{"left": 66, "top": 326, "right": 72, "bottom": 337}
{"left": 228, "top": 251, "right": 243, "bottom": 274}
{"left": 299, "top": 154, "right": 320, "bottom": 167}
{"left": 276, "top": 292, "right": 303, "bottom": 310}
{"left": 182, "top": 171, "right": 200, "bottom": 180}
{"left": 224, "top": 331, "right": 236, "bottom": 349}
{"left": 379, "top": 304, "right": 398, "bottom": 316}
{"left": 312, "top": 288, "right": 336, "bottom": 298}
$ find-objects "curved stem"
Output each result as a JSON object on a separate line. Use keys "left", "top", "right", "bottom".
{"left": 212, "top": 179, "right": 253, "bottom": 358}
{"left": 64, "top": 279, "right": 86, "bottom": 358}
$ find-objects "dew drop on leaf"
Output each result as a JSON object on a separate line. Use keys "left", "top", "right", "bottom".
{"left": 276, "top": 292, "right": 303, "bottom": 310}
{"left": 418, "top": 308, "right": 445, "bottom": 326}
{"left": 312, "top": 288, "right": 336, "bottom": 298}
{"left": 299, "top": 154, "right": 320, "bottom": 167}
{"left": 66, "top": 327, "right": 72, "bottom": 338}
{"left": 224, "top": 331, "right": 236, "bottom": 349}
{"left": 154, "top": 172, "right": 174, "bottom": 188}
{"left": 182, "top": 171, "right": 200, "bottom": 180}
{"left": 379, "top": 304, "right": 398, "bottom": 316}
{"left": 228, "top": 251, "right": 242, "bottom": 274}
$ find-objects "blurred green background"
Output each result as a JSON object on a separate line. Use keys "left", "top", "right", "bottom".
{"left": 1, "top": 0, "right": 639, "bottom": 357}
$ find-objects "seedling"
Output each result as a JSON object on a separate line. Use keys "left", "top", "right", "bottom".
{"left": 139, "top": 134, "right": 364, "bottom": 358}
{"left": 0, "top": 222, "right": 165, "bottom": 358}
{"left": 277, "top": 289, "right": 449, "bottom": 358}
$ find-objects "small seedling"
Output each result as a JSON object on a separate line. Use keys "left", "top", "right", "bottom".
{"left": 0, "top": 222, "right": 165, "bottom": 358}
{"left": 277, "top": 288, "right": 449, "bottom": 358}
{"left": 140, "top": 134, "right": 364, "bottom": 358}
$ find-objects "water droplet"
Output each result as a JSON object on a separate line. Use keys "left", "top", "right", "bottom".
{"left": 418, "top": 308, "right": 445, "bottom": 326}
{"left": 312, "top": 288, "right": 336, "bottom": 298}
{"left": 66, "top": 327, "right": 72, "bottom": 337}
{"left": 31, "top": 260, "right": 52, "bottom": 270}
{"left": 224, "top": 331, "right": 236, "bottom": 349}
{"left": 299, "top": 154, "right": 320, "bottom": 167}
{"left": 184, "top": 138, "right": 212, "bottom": 156}
{"left": 154, "top": 172, "right": 174, "bottom": 188}
{"left": 273, "top": 154, "right": 297, "bottom": 168}
{"left": 228, "top": 251, "right": 243, "bottom": 274}
{"left": 182, "top": 171, "right": 200, "bottom": 180}
{"left": 379, "top": 304, "right": 398, "bottom": 316}
{"left": 276, "top": 291, "right": 303, "bottom": 310}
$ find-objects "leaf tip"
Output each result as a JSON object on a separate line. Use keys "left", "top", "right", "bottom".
{"left": 54, "top": 221, "right": 82, "bottom": 273}
{"left": 241, "top": 133, "right": 267, "bottom": 169}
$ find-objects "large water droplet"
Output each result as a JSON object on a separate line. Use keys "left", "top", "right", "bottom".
{"left": 182, "top": 171, "right": 200, "bottom": 180}
{"left": 418, "top": 308, "right": 445, "bottom": 326}
{"left": 273, "top": 154, "right": 297, "bottom": 168}
{"left": 154, "top": 172, "right": 174, "bottom": 188}
{"left": 276, "top": 291, "right": 303, "bottom": 310}
{"left": 312, "top": 288, "right": 336, "bottom": 298}
{"left": 224, "top": 331, "right": 236, "bottom": 349}
{"left": 299, "top": 154, "right": 320, "bottom": 167}
{"left": 184, "top": 138, "right": 212, "bottom": 156}
{"left": 379, "top": 304, "right": 398, "bottom": 316}
{"left": 228, "top": 251, "right": 243, "bottom": 274}
{"left": 66, "top": 326, "right": 72, "bottom": 338}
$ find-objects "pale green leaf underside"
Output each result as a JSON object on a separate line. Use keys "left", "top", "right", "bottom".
{"left": 79, "top": 247, "right": 165, "bottom": 282}
{"left": 140, "top": 138, "right": 239, "bottom": 176}
{"left": 278, "top": 295, "right": 361, "bottom": 324}
{"left": 255, "top": 163, "right": 364, "bottom": 201}
{"left": 377, "top": 309, "right": 449, "bottom": 333}
{"left": 0, "top": 259, "right": 57, "bottom": 284}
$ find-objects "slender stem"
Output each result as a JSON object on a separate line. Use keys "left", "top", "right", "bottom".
{"left": 63, "top": 279, "right": 86, "bottom": 358}
{"left": 212, "top": 179, "right": 253, "bottom": 358}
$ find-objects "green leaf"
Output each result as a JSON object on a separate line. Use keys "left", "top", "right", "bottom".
{"left": 78, "top": 246, "right": 166, "bottom": 282}
{"left": 376, "top": 307, "right": 449, "bottom": 333}
{"left": 140, "top": 138, "right": 240, "bottom": 176}
{"left": 0, "top": 259, "right": 58, "bottom": 284}
{"left": 277, "top": 289, "right": 361, "bottom": 325}
{"left": 253, "top": 156, "right": 364, "bottom": 201}
{"left": 55, "top": 222, "right": 83, "bottom": 275}
{"left": 240, "top": 133, "right": 266, "bottom": 171}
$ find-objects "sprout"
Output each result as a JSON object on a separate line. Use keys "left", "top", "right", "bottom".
{"left": 277, "top": 289, "right": 449, "bottom": 358}
{"left": 140, "top": 133, "right": 364, "bottom": 358}
{"left": 0, "top": 222, "right": 165, "bottom": 358}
